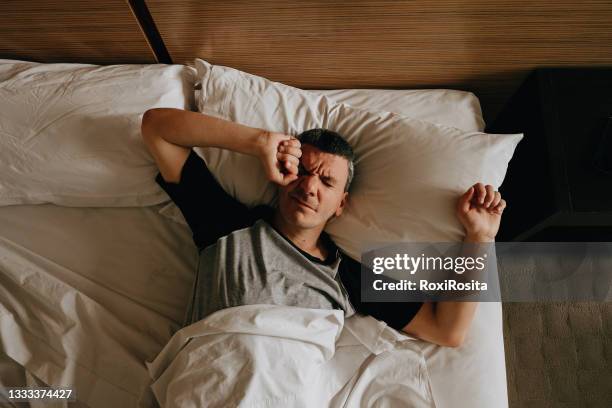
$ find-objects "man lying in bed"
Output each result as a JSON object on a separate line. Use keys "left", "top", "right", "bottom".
{"left": 141, "top": 108, "right": 506, "bottom": 348}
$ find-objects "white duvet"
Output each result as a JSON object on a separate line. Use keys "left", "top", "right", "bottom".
{"left": 145, "top": 305, "right": 435, "bottom": 408}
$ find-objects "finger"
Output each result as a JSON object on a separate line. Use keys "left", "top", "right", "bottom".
{"left": 269, "top": 164, "right": 283, "bottom": 182}
{"left": 272, "top": 161, "right": 293, "bottom": 183}
{"left": 484, "top": 185, "right": 495, "bottom": 207}
{"left": 283, "top": 138, "right": 301, "bottom": 148}
{"left": 474, "top": 183, "right": 486, "bottom": 205}
{"left": 280, "top": 158, "right": 299, "bottom": 174}
{"left": 278, "top": 145, "right": 302, "bottom": 158}
{"left": 284, "top": 160, "right": 298, "bottom": 174}
{"left": 490, "top": 191, "right": 502, "bottom": 209}
{"left": 458, "top": 186, "right": 475, "bottom": 213}
{"left": 493, "top": 199, "right": 507, "bottom": 214}
{"left": 277, "top": 152, "right": 300, "bottom": 167}
{"left": 280, "top": 138, "right": 301, "bottom": 151}
{"left": 273, "top": 174, "right": 288, "bottom": 186}
{"left": 282, "top": 173, "right": 298, "bottom": 185}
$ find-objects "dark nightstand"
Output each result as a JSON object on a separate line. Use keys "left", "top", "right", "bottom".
{"left": 486, "top": 68, "right": 612, "bottom": 241}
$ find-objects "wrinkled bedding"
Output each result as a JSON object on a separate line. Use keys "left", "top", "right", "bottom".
{"left": 146, "top": 305, "right": 435, "bottom": 408}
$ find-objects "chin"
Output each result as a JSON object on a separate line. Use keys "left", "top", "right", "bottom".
{"left": 283, "top": 209, "right": 319, "bottom": 229}
{"left": 289, "top": 214, "right": 317, "bottom": 228}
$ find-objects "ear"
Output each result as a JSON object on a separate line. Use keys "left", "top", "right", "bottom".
{"left": 334, "top": 192, "right": 349, "bottom": 217}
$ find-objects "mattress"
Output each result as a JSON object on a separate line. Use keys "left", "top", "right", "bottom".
{"left": 0, "top": 86, "right": 506, "bottom": 408}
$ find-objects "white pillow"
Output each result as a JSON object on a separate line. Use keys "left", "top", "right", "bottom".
{"left": 0, "top": 59, "right": 195, "bottom": 207}
{"left": 311, "top": 88, "right": 485, "bottom": 133}
{"left": 189, "top": 58, "right": 522, "bottom": 259}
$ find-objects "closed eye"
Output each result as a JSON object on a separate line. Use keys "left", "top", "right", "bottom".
{"left": 298, "top": 163, "right": 334, "bottom": 188}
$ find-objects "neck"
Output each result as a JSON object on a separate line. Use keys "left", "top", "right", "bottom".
{"left": 271, "top": 211, "right": 328, "bottom": 259}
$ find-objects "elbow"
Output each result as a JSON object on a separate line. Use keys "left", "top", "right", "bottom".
{"left": 141, "top": 109, "right": 159, "bottom": 141}
{"left": 142, "top": 108, "right": 174, "bottom": 139}
{"left": 401, "top": 302, "right": 470, "bottom": 348}
{"left": 403, "top": 326, "right": 467, "bottom": 348}
{"left": 439, "top": 330, "right": 467, "bottom": 348}
{"left": 141, "top": 108, "right": 180, "bottom": 142}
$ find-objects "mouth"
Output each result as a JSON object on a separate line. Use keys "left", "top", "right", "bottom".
{"left": 291, "top": 195, "right": 316, "bottom": 211}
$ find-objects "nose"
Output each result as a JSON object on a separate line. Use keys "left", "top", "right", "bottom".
{"left": 298, "top": 173, "right": 318, "bottom": 196}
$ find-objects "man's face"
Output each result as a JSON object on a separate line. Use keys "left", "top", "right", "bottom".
{"left": 277, "top": 144, "right": 349, "bottom": 230}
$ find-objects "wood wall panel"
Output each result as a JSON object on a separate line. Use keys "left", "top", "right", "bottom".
{"left": 0, "top": 0, "right": 156, "bottom": 64}
{"left": 146, "top": 0, "right": 612, "bottom": 123}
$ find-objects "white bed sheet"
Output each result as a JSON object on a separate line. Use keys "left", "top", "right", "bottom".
{"left": 0, "top": 88, "right": 506, "bottom": 408}
{"left": 0, "top": 203, "right": 196, "bottom": 407}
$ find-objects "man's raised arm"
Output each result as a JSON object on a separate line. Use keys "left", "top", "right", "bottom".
{"left": 141, "top": 108, "right": 301, "bottom": 185}
{"left": 402, "top": 183, "right": 506, "bottom": 347}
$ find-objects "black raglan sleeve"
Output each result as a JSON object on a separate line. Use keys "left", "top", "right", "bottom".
{"left": 338, "top": 251, "right": 423, "bottom": 331}
{"left": 155, "top": 149, "right": 259, "bottom": 251}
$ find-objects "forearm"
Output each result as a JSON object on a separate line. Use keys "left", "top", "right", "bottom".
{"left": 142, "top": 108, "right": 265, "bottom": 156}
{"left": 404, "top": 183, "right": 504, "bottom": 347}
{"left": 432, "top": 302, "right": 477, "bottom": 346}
{"left": 433, "top": 233, "right": 493, "bottom": 345}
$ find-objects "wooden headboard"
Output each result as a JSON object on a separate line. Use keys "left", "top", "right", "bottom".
{"left": 1, "top": 0, "right": 611, "bottom": 122}
{"left": 0, "top": 0, "right": 157, "bottom": 64}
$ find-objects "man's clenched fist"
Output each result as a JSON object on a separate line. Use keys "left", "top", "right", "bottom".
{"left": 456, "top": 182, "right": 506, "bottom": 242}
{"left": 257, "top": 131, "right": 302, "bottom": 186}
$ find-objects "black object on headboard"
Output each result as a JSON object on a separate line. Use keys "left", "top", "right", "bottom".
{"left": 593, "top": 116, "right": 612, "bottom": 175}
{"left": 127, "top": 0, "right": 172, "bottom": 63}
{"left": 487, "top": 67, "right": 612, "bottom": 242}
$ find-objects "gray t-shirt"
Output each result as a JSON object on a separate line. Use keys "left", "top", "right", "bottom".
{"left": 183, "top": 218, "right": 356, "bottom": 326}
{"left": 156, "top": 149, "right": 423, "bottom": 331}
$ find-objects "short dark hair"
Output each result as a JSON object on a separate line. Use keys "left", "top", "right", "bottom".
{"left": 296, "top": 128, "right": 355, "bottom": 192}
